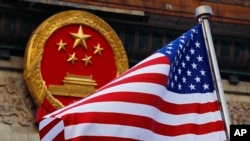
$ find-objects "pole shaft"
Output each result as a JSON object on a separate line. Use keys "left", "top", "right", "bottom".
{"left": 199, "top": 15, "right": 231, "bottom": 140}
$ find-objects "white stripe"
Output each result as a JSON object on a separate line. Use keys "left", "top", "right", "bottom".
{"left": 64, "top": 123, "right": 226, "bottom": 141}
{"left": 133, "top": 53, "right": 165, "bottom": 67}
{"left": 100, "top": 63, "right": 170, "bottom": 88}
{"left": 55, "top": 101, "right": 222, "bottom": 125}
{"left": 41, "top": 119, "right": 64, "bottom": 141}
{"left": 164, "top": 90, "right": 218, "bottom": 104}
{"left": 39, "top": 117, "right": 54, "bottom": 130}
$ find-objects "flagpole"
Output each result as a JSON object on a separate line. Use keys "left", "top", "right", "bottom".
{"left": 195, "top": 5, "right": 231, "bottom": 140}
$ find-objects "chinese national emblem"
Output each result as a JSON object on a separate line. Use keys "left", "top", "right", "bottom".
{"left": 23, "top": 10, "right": 128, "bottom": 122}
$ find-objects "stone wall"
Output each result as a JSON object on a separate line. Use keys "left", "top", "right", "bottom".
{"left": 224, "top": 80, "right": 250, "bottom": 124}
{"left": 0, "top": 57, "right": 39, "bottom": 141}
{"left": 0, "top": 56, "right": 249, "bottom": 140}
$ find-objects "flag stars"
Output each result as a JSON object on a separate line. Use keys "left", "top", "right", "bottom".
{"left": 180, "top": 39, "right": 185, "bottom": 44}
{"left": 159, "top": 25, "right": 214, "bottom": 93}
{"left": 174, "top": 75, "right": 178, "bottom": 81}
{"left": 187, "top": 69, "right": 192, "bottom": 76}
{"left": 182, "top": 77, "right": 187, "bottom": 83}
{"left": 197, "top": 55, "right": 203, "bottom": 62}
{"left": 171, "top": 82, "right": 174, "bottom": 88}
{"left": 178, "top": 83, "right": 182, "bottom": 90}
{"left": 189, "top": 84, "right": 195, "bottom": 90}
{"left": 181, "top": 62, "right": 186, "bottom": 68}
{"left": 203, "top": 83, "right": 209, "bottom": 90}
{"left": 186, "top": 55, "right": 190, "bottom": 61}
{"left": 191, "top": 62, "right": 197, "bottom": 69}
{"left": 195, "top": 41, "right": 201, "bottom": 48}
{"left": 167, "top": 46, "right": 173, "bottom": 50}
{"left": 166, "top": 51, "right": 172, "bottom": 55}
{"left": 194, "top": 76, "right": 201, "bottom": 83}
{"left": 190, "top": 48, "right": 195, "bottom": 55}
{"left": 178, "top": 68, "right": 182, "bottom": 74}
{"left": 200, "top": 69, "right": 206, "bottom": 76}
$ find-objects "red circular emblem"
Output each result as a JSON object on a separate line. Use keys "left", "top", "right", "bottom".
{"left": 24, "top": 10, "right": 128, "bottom": 122}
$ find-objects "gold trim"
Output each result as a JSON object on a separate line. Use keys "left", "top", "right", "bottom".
{"left": 23, "top": 10, "right": 128, "bottom": 108}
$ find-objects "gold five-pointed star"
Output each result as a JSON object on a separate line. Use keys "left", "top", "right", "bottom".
{"left": 70, "top": 26, "right": 91, "bottom": 49}
{"left": 56, "top": 39, "right": 67, "bottom": 51}
{"left": 67, "top": 53, "right": 78, "bottom": 64}
{"left": 82, "top": 55, "right": 92, "bottom": 66}
{"left": 93, "top": 43, "right": 104, "bottom": 55}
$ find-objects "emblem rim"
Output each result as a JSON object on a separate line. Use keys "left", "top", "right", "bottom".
{"left": 23, "top": 10, "right": 129, "bottom": 109}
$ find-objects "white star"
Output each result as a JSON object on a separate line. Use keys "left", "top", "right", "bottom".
{"left": 178, "top": 83, "right": 182, "bottom": 90}
{"left": 181, "top": 35, "right": 186, "bottom": 39}
{"left": 176, "top": 60, "right": 179, "bottom": 66}
{"left": 194, "top": 76, "right": 201, "bottom": 83}
{"left": 180, "top": 39, "right": 185, "bottom": 44}
{"left": 182, "top": 77, "right": 187, "bottom": 83}
{"left": 182, "top": 61, "right": 186, "bottom": 68}
{"left": 167, "top": 46, "right": 173, "bottom": 50}
{"left": 190, "top": 48, "right": 195, "bottom": 54}
{"left": 179, "top": 44, "right": 183, "bottom": 49}
{"left": 171, "top": 82, "right": 174, "bottom": 88}
{"left": 191, "top": 62, "right": 197, "bottom": 69}
{"left": 177, "top": 50, "right": 180, "bottom": 55}
{"left": 195, "top": 41, "right": 200, "bottom": 48}
{"left": 189, "top": 84, "right": 195, "bottom": 90}
{"left": 197, "top": 55, "right": 203, "bottom": 62}
{"left": 174, "top": 75, "right": 178, "bottom": 81}
{"left": 200, "top": 69, "right": 206, "bottom": 76}
{"left": 179, "top": 54, "right": 182, "bottom": 59}
{"left": 186, "top": 55, "right": 190, "bottom": 61}
{"left": 178, "top": 68, "right": 182, "bottom": 74}
{"left": 187, "top": 69, "right": 192, "bottom": 76}
{"left": 183, "top": 47, "right": 186, "bottom": 53}
{"left": 203, "top": 83, "right": 209, "bottom": 90}
{"left": 166, "top": 51, "right": 172, "bottom": 54}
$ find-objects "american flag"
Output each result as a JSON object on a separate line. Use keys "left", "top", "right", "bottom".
{"left": 39, "top": 24, "right": 227, "bottom": 141}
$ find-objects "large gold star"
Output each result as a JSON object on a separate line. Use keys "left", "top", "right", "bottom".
{"left": 67, "top": 53, "right": 78, "bottom": 64}
{"left": 93, "top": 43, "right": 104, "bottom": 55}
{"left": 56, "top": 39, "right": 67, "bottom": 51}
{"left": 70, "top": 26, "right": 91, "bottom": 49}
{"left": 81, "top": 55, "right": 92, "bottom": 66}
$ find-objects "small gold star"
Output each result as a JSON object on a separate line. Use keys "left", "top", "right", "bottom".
{"left": 67, "top": 53, "right": 78, "bottom": 64}
{"left": 70, "top": 26, "right": 91, "bottom": 49}
{"left": 81, "top": 55, "right": 92, "bottom": 66}
{"left": 93, "top": 43, "right": 104, "bottom": 55}
{"left": 56, "top": 39, "right": 67, "bottom": 51}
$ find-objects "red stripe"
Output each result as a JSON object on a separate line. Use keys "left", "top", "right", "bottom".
{"left": 97, "top": 73, "right": 168, "bottom": 93}
{"left": 68, "top": 136, "right": 140, "bottom": 141}
{"left": 98, "top": 54, "right": 169, "bottom": 91}
{"left": 63, "top": 112, "right": 225, "bottom": 136}
{"left": 53, "top": 129, "right": 65, "bottom": 141}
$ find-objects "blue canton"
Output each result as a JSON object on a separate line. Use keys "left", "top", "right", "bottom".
{"left": 158, "top": 24, "right": 214, "bottom": 94}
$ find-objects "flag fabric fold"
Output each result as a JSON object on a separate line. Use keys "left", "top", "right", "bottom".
{"left": 39, "top": 24, "right": 227, "bottom": 141}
